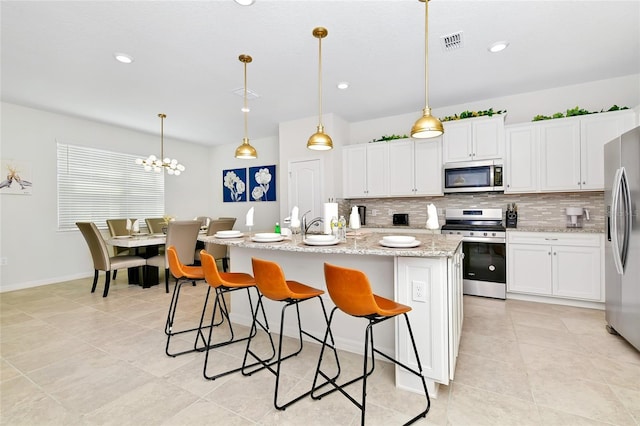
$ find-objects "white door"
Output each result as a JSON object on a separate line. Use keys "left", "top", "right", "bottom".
{"left": 288, "top": 159, "right": 322, "bottom": 222}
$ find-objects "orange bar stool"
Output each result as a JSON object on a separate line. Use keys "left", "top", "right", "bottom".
{"left": 243, "top": 257, "right": 340, "bottom": 410}
{"left": 199, "top": 250, "right": 272, "bottom": 380}
{"left": 312, "top": 262, "right": 430, "bottom": 425}
{"left": 165, "top": 245, "right": 209, "bottom": 357}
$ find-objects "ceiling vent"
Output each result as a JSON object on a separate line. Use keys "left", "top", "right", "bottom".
{"left": 232, "top": 87, "right": 260, "bottom": 100}
{"left": 440, "top": 31, "right": 464, "bottom": 52}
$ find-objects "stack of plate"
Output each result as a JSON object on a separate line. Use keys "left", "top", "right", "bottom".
{"left": 251, "top": 232, "right": 284, "bottom": 243}
{"left": 379, "top": 235, "right": 421, "bottom": 248}
{"left": 214, "top": 230, "right": 243, "bottom": 239}
{"left": 303, "top": 234, "right": 340, "bottom": 246}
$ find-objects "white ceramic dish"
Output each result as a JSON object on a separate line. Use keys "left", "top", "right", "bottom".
{"left": 379, "top": 240, "right": 421, "bottom": 248}
{"left": 251, "top": 236, "right": 285, "bottom": 243}
{"left": 151, "top": 233, "right": 165, "bottom": 237}
{"left": 253, "top": 232, "right": 281, "bottom": 239}
{"left": 216, "top": 230, "right": 241, "bottom": 237}
{"left": 304, "top": 234, "right": 336, "bottom": 243}
{"left": 114, "top": 235, "right": 131, "bottom": 239}
{"left": 382, "top": 235, "right": 416, "bottom": 244}
{"left": 303, "top": 238, "right": 340, "bottom": 246}
{"left": 215, "top": 232, "right": 244, "bottom": 239}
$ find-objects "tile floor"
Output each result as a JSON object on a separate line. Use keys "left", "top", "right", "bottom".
{"left": 1, "top": 277, "right": 639, "bottom": 425}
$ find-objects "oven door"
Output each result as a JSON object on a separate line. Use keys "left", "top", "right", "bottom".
{"left": 462, "top": 240, "right": 506, "bottom": 299}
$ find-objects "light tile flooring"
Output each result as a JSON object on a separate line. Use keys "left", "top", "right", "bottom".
{"left": 1, "top": 277, "right": 639, "bottom": 425}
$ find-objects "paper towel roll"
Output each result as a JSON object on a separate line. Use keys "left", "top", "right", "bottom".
{"left": 323, "top": 203, "right": 338, "bottom": 234}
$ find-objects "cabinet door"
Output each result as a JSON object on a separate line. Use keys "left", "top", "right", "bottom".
{"left": 580, "top": 111, "right": 637, "bottom": 191}
{"left": 442, "top": 122, "right": 472, "bottom": 163}
{"left": 388, "top": 140, "right": 415, "bottom": 196}
{"left": 342, "top": 145, "right": 367, "bottom": 198}
{"left": 552, "top": 245, "right": 602, "bottom": 300}
{"left": 507, "top": 243, "right": 553, "bottom": 295}
{"left": 414, "top": 138, "right": 443, "bottom": 196}
{"left": 365, "top": 143, "right": 389, "bottom": 197}
{"left": 539, "top": 119, "right": 581, "bottom": 191}
{"left": 473, "top": 118, "right": 504, "bottom": 160}
{"left": 505, "top": 125, "right": 538, "bottom": 193}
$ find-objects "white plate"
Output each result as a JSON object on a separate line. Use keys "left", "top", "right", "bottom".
{"left": 251, "top": 236, "right": 285, "bottom": 243}
{"left": 151, "top": 233, "right": 165, "bottom": 237}
{"left": 114, "top": 235, "right": 131, "bottom": 239}
{"left": 216, "top": 230, "right": 242, "bottom": 237}
{"left": 254, "top": 232, "right": 281, "bottom": 239}
{"left": 304, "top": 238, "right": 340, "bottom": 246}
{"left": 379, "top": 239, "right": 421, "bottom": 248}
{"left": 215, "top": 232, "right": 244, "bottom": 239}
{"left": 382, "top": 235, "right": 416, "bottom": 244}
{"left": 305, "top": 234, "right": 336, "bottom": 243}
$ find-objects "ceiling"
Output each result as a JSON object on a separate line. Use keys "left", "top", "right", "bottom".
{"left": 2, "top": 1, "right": 639, "bottom": 147}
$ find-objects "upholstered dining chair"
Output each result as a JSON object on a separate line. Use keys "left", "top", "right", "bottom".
{"left": 106, "top": 218, "right": 136, "bottom": 279}
{"left": 76, "top": 222, "right": 147, "bottom": 297}
{"left": 145, "top": 217, "right": 166, "bottom": 234}
{"left": 147, "top": 220, "right": 202, "bottom": 293}
{"left": 194, "top": 217, "right": 237, "bottom": 271}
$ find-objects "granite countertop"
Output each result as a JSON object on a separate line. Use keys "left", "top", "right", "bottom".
{"left": 200, "top": 231, "right": 463, "bottom": 258}
{"left": 506, "top": 226, "right": 604, "bottom": 234}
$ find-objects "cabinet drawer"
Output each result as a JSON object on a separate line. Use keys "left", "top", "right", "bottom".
{"left": 507, "top": 232, "right": 601, "bottom": 247}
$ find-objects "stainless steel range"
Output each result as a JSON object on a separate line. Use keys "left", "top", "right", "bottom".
{"left": 441, "top": 208, "right": 506, "bottom": 299}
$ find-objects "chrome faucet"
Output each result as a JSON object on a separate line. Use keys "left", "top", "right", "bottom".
{"left": 301, "top": 210, "right": 323, "bottom": 238}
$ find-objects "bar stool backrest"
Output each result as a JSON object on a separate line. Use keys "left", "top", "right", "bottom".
{"left": 251, "top": 257, "right": 293, "bottom": 301}
{"left": 324, "top": 263, "right": 379, "bottom": 317}
{"left": 200, "top": 250, "right": 224, "bottom": 288}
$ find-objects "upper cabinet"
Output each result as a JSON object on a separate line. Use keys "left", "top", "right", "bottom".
{"left": 442, "top": 115, "right": 505, "bottom": 163}
{"left": 342, "top": 138, "right": 442, "bottom": 199}
{"left": 505, "top": 110, "right": 637, "bottom": 193}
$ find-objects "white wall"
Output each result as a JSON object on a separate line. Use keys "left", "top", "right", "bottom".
{"left": 0, "top": 102, "right": 211, "bottom": 291}
{"left": 349, "top": 74, "right": 640, "bottom": 145}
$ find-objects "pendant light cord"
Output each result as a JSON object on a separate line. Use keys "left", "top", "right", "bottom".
{"left": 317, "top": 35, "right": 323, "bottom": 127}
{"left": 244, "top": 60, "right": 249, "bottom": 140}
{"left": 158, "top": 113, "right": 166, "bottom": 161}
{"left": 423, "top": 0, "right": 429, "bottom": 109}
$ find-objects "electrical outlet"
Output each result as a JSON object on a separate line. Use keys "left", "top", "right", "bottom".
{"left": 371, "top": 209, "right": 378, "bottom": 216}
{"left": 388, "top": 209, "right": 393, "bottom": 215}
{"left": 412, "top": 280, "right": 427, "bottom": 302}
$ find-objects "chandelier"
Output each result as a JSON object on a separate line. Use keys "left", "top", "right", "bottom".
{"left": 136, "top": 113, "right": 185, "bottom": 175}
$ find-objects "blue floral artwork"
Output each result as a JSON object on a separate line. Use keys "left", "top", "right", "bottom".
{"left": 223, "top": 168, "right": 247, "bottom": 202}
{"left": 249, "top": 165, "right": 276, "bottom": 202}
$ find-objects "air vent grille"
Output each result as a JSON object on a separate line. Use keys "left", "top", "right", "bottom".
{"left": 441, "top": 31, "right": 464, "bottom": 51}
{"left": 232, "top": 87, "right": 260, "bottom": 100}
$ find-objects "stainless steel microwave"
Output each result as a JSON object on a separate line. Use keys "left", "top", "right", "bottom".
{"left": 443, "top": 160, "right": 504, "bottom": 193}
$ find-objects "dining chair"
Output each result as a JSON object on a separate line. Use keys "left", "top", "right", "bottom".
{"left": 147, "top": 220, "right": 201, "bottom": 293}
{"left": 145, "top": 217, "right": 166, "bottom": 234}
{"left": 76, "top": 222, "right": 147, "bottom": 297}
{"left": 195, "top": 217, "right": 237, "bottom": 271}
{"left": 106, "top": 218, "right": 135, "bottom": 279}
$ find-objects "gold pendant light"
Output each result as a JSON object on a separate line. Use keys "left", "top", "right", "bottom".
{"left": 411, "top": 0, "right": 444, "bottom": 139}
{"left": 235, "top": 54, "right": 258, "bottom": 159}
{"left": 136, "top": 113, "right": 185, "bottom": 175}
{"left": 307, "top": 27, "right": 333, "bottom": 151}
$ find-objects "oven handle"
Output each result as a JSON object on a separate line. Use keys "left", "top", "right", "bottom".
{"left": 462, "top": 237, "right": 506, "bottom": 244}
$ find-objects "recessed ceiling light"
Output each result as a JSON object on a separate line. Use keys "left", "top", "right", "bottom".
{"left": 234, "top": 0, "right": 255, "bottom": 5}
{"left": 114, "top": 53, "right": 134, "bottom": 64}
{"left": 337, "top": 81, "right": 349, "bottom": 90}
{"left": 488, "top": 41, "right": 509, "bottom": 53}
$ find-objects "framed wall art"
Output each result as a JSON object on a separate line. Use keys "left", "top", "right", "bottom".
{"left": 222, "top": 168, "right": 247, "bottom": 202}
{"left": 0, "top": 159, "right": 33, "bottom": 195}
{"left": 249, "top": 165, "right": 276, "bottom": 202}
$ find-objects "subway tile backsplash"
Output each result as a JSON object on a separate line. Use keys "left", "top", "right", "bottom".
{"left": 343, "top": 192, "right": 605, "bottom": 231}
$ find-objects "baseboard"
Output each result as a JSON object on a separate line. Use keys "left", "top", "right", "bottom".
{"left": 0, "top": 272, "right": 92, "bottom": 293}
{"left": 506, "top": 292, "right": 605, "bottom": 310}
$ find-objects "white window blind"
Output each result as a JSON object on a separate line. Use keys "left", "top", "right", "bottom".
{"left": 57, "top": 143, "right": 164, "bottom": 231}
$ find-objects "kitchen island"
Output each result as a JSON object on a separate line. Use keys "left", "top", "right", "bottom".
{"left": 200, "top": 232, "right": 464, "bottom": 396}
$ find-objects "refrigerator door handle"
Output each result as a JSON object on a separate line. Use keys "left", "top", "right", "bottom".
{"left": 610, "top": 167, "right": 626, "bottom": 275}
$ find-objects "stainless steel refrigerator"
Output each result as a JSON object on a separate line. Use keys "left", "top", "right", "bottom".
{"left": 604, "top": 126, "right": 640, "bottom": 351}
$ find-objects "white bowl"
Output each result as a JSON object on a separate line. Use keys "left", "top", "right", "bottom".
{"left": 382, "top": 235, "right": 415, "bottom": 244}
{"left": 254, "top": 232, "right": 281, "bottom": 239}
{"left": 304, "top": 234, "right": 336, "bottom": 242}
{"left": 216, "top": 230, "right": 241, "bottom": 237}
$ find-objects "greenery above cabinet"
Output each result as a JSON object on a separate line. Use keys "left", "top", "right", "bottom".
{"left": 532, "top": 105, "right": 630, "bottom": 121}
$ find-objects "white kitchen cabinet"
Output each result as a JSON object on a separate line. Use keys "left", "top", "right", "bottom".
{"left": 342, "top": 143, "right": 389, "bottom": 198}
{"left": 442, "top": 115, "right": 505, "bottom": 163}
{"left": 539, "top": 119, "right": 582, "bottom": 191}
{"left": 389, "top": 138, "right": 443, "bottom": 197}
{"left": 507, "top": 232, "right": 603, "bottom": 301}
{"left": 505, "top": 124, "right": 538, "bottom": 193}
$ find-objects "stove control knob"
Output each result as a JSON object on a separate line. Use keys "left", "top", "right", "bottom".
{"left": 470, "top": 232, "right": 474, "bottom": 236}
{"left": 492, "top": 232, "right": 497, "bottom": 237}
{"left": 483, "top": 232, "right": 488, "bottom": 236}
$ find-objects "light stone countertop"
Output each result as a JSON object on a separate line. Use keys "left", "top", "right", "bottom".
{"left": 200, "top": 231, "right": 463, "bottom": 258}
{"left": 506, "top": 226, "right": 604, "bottom": 234}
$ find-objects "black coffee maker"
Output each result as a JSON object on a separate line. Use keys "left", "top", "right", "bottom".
{"left": 357, "top": 205, "right": 366, "bottom": 225}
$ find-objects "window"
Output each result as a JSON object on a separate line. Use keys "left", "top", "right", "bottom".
{"left": 57, "top": 143, "right": 164, "bottom": 231}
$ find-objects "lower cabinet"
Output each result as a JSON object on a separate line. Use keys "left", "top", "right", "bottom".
{"left": 507, "top": 232, "right": 603, "bottom": 301}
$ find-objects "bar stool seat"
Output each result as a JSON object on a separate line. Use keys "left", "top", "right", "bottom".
{"left": 312, "top": 262, "right": 430, "bottom": 425}
{"left": 242, "top": 257, "right": 340, "bottom": 411}
{"left": 199, "top": 250, "right": 271, "bottom": 380}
